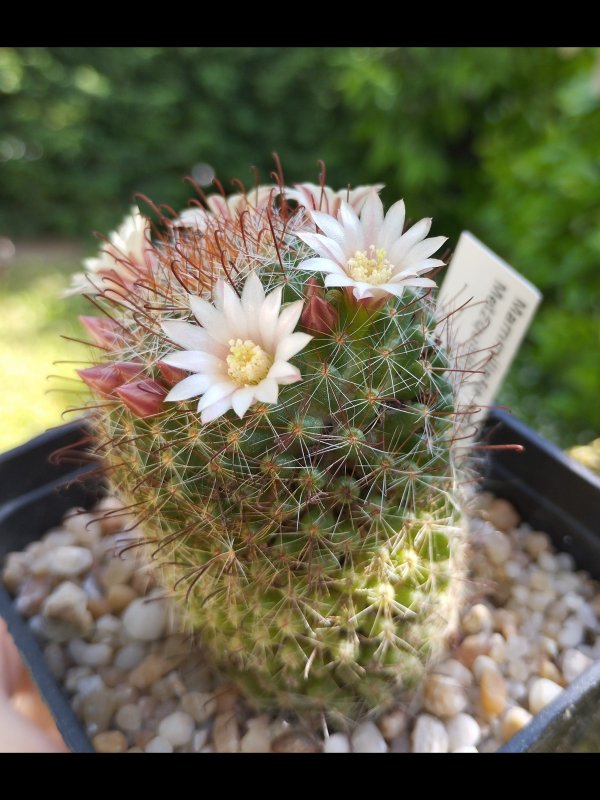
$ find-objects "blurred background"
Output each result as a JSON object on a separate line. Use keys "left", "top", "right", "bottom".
{"left": 1, "top": 46, "right": 599, "bottom": 456}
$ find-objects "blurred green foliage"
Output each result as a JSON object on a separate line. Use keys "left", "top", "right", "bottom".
{"left": 1, "top": 46, "right": 599, "bottom": 446}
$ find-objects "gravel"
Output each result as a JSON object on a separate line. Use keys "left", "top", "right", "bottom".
{"left": 3, "top": 489, "right": 600, "bottom": 753}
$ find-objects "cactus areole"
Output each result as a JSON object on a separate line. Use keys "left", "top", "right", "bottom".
{"left": 66, "top": 166, "right": 471, "bottom": 725}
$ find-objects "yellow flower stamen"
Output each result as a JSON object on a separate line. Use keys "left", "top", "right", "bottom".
{"left": 227, "top": 339, "right": 272, "bottom": 386}
{"left": 347, "top": 245, "right": 393, "bottom": 285}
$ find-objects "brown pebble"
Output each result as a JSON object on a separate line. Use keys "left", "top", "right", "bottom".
{"left": 94, "top": 497, "right": 129, "bottom": 535}
{"left": 107, "top": 584, "right": 137, "bottom": 614}
{"left": 92, "top": 731, "right": 127, "bottom": 753}
{"left": 539, "top": 660, "right": 564, "bottom": 685}
{"left": 128, "top": 655, "right": 172, "bottom": 690}
{"left": 100, "top": 558, "right": 136, "bottom": 590}
{"left": 131, "top": 569, "right": 156, "bottom": 595}
{"left": 99, "top": 666, "right": 126, "bottom": 688}
{"left": 87, "top": 597, "right": 112, "bottom": 620}
{"left": 215, "top": 684, "right": 240, "bottom": 713}
{"left": 213, "top": 712, "right": 240, "bottom": 753}
{"left": 454, "top": 633, "right": 491, "bottom": 668}
{"left": 133, "top": 730, "right": 157, "bottom": 749}
{"left": 493, "top": 609, "right": 517, "bottom": 639}
{"left": 485, "top": 498, "right": 520, "bottom": 532}
{"left": 480, "top": 667, "right": 507, "bottom": 717}
{"left": 272, "top": 731, "right": 320, "bottom": 753}
{"left": 500, "top": 707, "right": 533, "bottom": 742}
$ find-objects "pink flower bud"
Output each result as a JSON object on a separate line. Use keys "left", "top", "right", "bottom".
{"left": 156, "top": 360, "right": 189, "bottom": 387}
{"left": 301, "top": 278, "right": 338, "bottom": 335}
{"left": 115, "top": 379, "right": 167, "bottom": 418}
{"left": 114, "top": 361, "right": 146, "bottom": 383}
{"left": 79, "top": 316, "right": 125, "bottom": 350}
{"left": 77, "top": 365, "right": 123, "bottom": 397}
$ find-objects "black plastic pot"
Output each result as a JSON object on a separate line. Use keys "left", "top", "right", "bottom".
{"left": 1, "top": 411, "right": 600, "bottom": 753}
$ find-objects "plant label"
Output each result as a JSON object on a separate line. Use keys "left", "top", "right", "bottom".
{"left": 437, "top": 231, "right": 542, "bottom": 434}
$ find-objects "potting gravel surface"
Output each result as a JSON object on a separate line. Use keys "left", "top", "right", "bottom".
{"left": 3, "top": 491, "right": 600, "bottom": 753}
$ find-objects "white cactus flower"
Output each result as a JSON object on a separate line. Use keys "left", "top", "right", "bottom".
{"left": 295, "top": 191, "right": 447, "bottom": 302}
{"left": 161, "top": 272, "right": 312, "bottom": 423}
{"left": 65, "top": 206, "right": 155, "bottom": 296}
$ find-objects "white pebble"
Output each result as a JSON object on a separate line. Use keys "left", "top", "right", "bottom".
{"left": 411, "top": 714, "right": 449, "bottom": 753}
{"left": 484, "top": 530, "right": 511, "bottom": 565}
{"left": 423, "top": 673, "right": 467, "bottom": 718}
{"left": 94, "top": 614, "right": 122, "bottom": 643}
{"left": 556, "top": 552, "right": 575, "bottom": 571}
{"left": 158, "top": 711, "right": 195, "bottom": 747}
{"left": 122, "top": 595, "right": 167, "bottom": 642}
{"left": 558, "top": 618, "right": 584, "bottom": 649}
{"left": 528, "top": 592, "right": 555, "bottom": 613}
{"left": 462, "top": 604, "right": 492, "bottom": 634}
{"left": 378, "top": 708, "right": 408, "bottom": 740}
{"left": 489, "top": 633, "right": 507, "bottom": 663}
{"left": 145, "top": 736, "right": 174, "bottom": 753}
{"left": 435, "top": 659, "right": 473, "bottom": 687}
{"left": 560, "top": 649, "right": 593, "bottom": 683}
{"left": 529, "top": 678, "right": 563, "bottom": 714}
{"left": 323, "top": 733, "right": 351, "bottom": 753}
{"left": 529, "top": 569, "right": 552, "bottom": 592}
{"left": 505, "top": 635, "right": 529, "bottom": 660}
{"left": 240, "top": 715, "right": 271, "bottom": 753}
{"left": 114, "top": 643, "right": 146, "bottom": 670}
{"left": 539, "top": 636, "right": 559, "bottom": 659}
{"left": 42, "top": 581, "right": 94, "bottom": 637}
{"left": 472, "top": 655, "right": 498, "bottom": 682}
{"left": 76, "top": 674, "right": 105, "bottom": 697}
{"left": 38, "top": 546, "right": 93, "bottom": 578}
{"left": 446, "top": 713, "right": 481, "bottom": 751}
{"left": 192, "top": 729, "right": 209, "bottom": 752}
{"left": 507, "top": 659, "right": 530, "bottom": 682}
{"left": 115, "top": 704, "right": 143, "bottom": 733}
{"left": 351, "top": 721, "right": 388, "bottom": 753}
{"left": 538, "top": 551, "right": 558, "bottom": 573}
{"left": 68, "top": 638, "right": 113, "bottom": 667}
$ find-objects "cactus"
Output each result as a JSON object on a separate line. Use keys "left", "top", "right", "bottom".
{"left": 66, "top": 172, "right": 468, "bottom": 725}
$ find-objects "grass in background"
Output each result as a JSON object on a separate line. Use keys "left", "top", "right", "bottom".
{"left": 0, "top": 245, "right": 91, "bottom": 452}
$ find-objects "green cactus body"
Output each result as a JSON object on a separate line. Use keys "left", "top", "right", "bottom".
{"left": 71, "top": 182, "right": 466, "bottom": 725}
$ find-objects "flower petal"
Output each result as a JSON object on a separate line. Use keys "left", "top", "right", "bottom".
{"left": 310, "top": 212, "right": 347, "bottom": 249}
{"left": 297, "top": 231, "right": 346, "bottom": 264}
{"left": 275, "top": 332, "right": 313, "bottom": 362}
{"left": 189, "top": 294, "right": 232, "bottom": 345}
{"left": 324, "top": 273, "right": 357, "bottom": 288}
{"left": 338, "top": 201, "right": 364, "bottom": 253}
{"left": 294, "top": 257, "right": 344, "bottom": 276}
{"left": 231, "top": 386, "right": 257, "bottom": 418}
{"left": 200, "top": 395, "right": 234, "bottom": 423}
{"left": 401, "top": 236, "right": 447, "bottom": 265}
{"left": 379, "top": 199, "right": 406, "bottom": 251}
{"left": 221, "top": 280, "right": 247, "bottom": 339}
{"left": 388, "top": 218, "right": 432, "bottom": 265}
{"left": 258, "top": 285, "right": 283, "bottom": 352}
{"left": 161, "top": 350, "right": 225, "bottom": 374}
{"left": 254, "top": 378, "right": 280, "bottom": 404}
{"left": 268, "top": 360, "right": 301, "bottom": 382}
{"left": 161, "top": 320, "right": 215, "bottom": 352}
{"left": 360, "top": 191, "right": 384, "bottom": 247}
{"left": 165, "top": 373, "right": 213, "bottom": 401}
{"left": 276, "top": 300, "right": 304, "bottom": 340}
{"left": 197, "top": 381, "right": 237, "bottom": 412}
